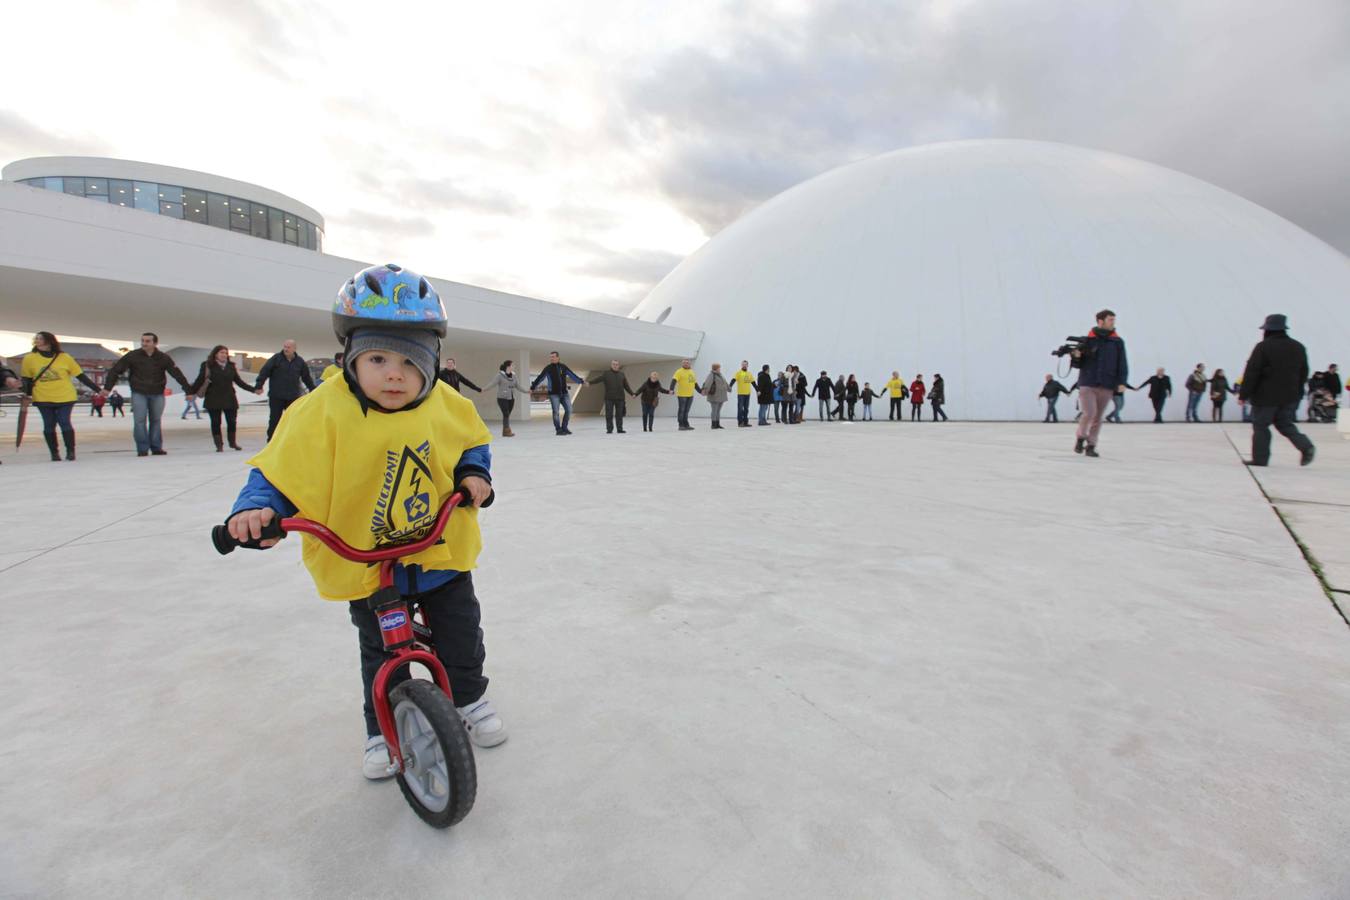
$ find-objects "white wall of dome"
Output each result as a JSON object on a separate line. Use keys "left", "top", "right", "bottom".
{"left": 2, "top": 156, "right": 324, "bottom": 251}
{"left": 631, "top": 140, "right": 1350, "bottom": 421}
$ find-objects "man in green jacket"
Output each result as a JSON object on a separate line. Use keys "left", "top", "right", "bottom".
{"left": 587, "top": 360, "right": 636, "bottom": 434}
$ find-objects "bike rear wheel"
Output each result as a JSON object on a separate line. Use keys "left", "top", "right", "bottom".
{"left": 390, "top": 680, "right": 477, "bottom": 827}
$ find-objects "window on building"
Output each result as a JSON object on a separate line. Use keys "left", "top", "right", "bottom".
{"left": 251, "top": 203, "right": 269, "bottom": 238}
{"left": 283, "top": 214, "right": 299, "bottom": 245}
{"left": 133, "top": 181, "right": 158, "bottom": 212}
{"left": 109, "top": 179, "right": 134, "bottom": 208}
{"left": 228, "top": 197, "right": 250, "bottom": 233}
{"left": 43, "top": 177, "right": 64, "bottom": 192}
{"left": 183, "top": 189, "right": 207, "bottom": 223}
{"left": 63, "top": 177, "right": 85, "bottom": 196}
{"left": 268, "top": 207, "right": 284, "bottom": 242}
{"left": 207, "top": 193, "right": 230, "bottom": 229}
{"left": 85, "top": 179, "right": 108, "bottom": 202}
{"left": 158, "top": 184, "right": 183, "bottom": 219}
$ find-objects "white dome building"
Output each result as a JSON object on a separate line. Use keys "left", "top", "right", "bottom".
{"left": 632, "top": 140, "right": 1350, "bottom": 420}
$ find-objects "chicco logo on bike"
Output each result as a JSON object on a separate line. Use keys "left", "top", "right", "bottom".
{"left": 378, "top": 610, "right": 408, "bottom": 631}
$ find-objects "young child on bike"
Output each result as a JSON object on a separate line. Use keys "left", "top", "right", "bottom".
{"left": 224, "top": 263, "right": 507, "bottom": 780}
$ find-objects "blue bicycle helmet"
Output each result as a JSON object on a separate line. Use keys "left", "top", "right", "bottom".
{"left": 333, "top": 263, "right": 447, "bottom": 341}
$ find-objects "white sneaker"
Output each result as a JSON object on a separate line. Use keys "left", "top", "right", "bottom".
{"left": 362, "top": 735, "right": 395, "bottom": 780}
{"left": 457, "top": 697, "right": 507, "bottom": 747}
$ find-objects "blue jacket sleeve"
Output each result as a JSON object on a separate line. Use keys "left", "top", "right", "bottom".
{"left": 565, "top": 366, "right": 584, "bottom": 384}
{"left": 229, "top": 468, "right": 298, "bottom": 519}
{"left": 454, "top": 444, "right": 492, "bottom": 485}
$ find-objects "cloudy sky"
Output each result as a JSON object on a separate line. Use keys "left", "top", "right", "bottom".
{"left": 3, "top": 0, "right": 1347, "bottom": 333}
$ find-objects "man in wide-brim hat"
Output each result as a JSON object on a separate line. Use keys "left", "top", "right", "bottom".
{"left": 1238, "top": 314, "right": 1315, "bottom": 467}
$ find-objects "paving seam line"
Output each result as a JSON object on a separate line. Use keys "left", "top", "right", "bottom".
{"left": 1220, "top": 428, "right": 1350, "bottom": 630}
{"left": 0, "top": 469, "right": 238, "bottom": 575}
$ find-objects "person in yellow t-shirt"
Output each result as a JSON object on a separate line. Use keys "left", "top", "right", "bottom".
{"left": 885, "top": 371, "right": 909, "bottom": 421}
{"left": 319, "top": 351, "right": 345, "bottom": 383}
{"left": 223, "top": 264, "right": 507, "bottom": 779}
{"left": 731, "top": 359, "right": 755, "bottom": 427}
{"left": 22, "top": 331, "right": 103, "bottom": 461}
{"left": 669, "top": 358, "right": 703, "bottom": 430}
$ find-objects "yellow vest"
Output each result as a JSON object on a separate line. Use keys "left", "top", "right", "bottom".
{"left": 22, "top": 352, "right": 83, "bottom": 404}
{"left": 732, "top": 369, "right": 755, "bottom": 395}
{"left": 672, "top": 368, "right": 699, "bottom": 397}
{"left": 320, "top": 364, "right": 342, "bottom": 382}
{"left": 886, "top": 378, "right": 907, "bottom": 398}
{"left": 248, "top": 379, "right": 493, "bottom": 601}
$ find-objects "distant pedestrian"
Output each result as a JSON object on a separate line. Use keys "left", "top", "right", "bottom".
{"left": 812, "top": 370, "right": 833, "bottom": 421}
{"left": 1105, "top": 383, "right": 1131, "bottom": 424}
{"left": 104, "top": 331, "right": 193, "bottom": 456}
{"left": 89, "top": 392, "right": 105, "bottom": 417}
{"left": 1133, "top": 368, "right": 1172, "bottom": 422}
{"left": 1184, "top": 364, "right": 1207, "bottom": 422}
{"left": 587, "top": 359, "right": 636, "bottom": 434}
{"left": 1317, "top": 363, "right": 1340, "bottom": 421}
{"left": 320, "top": 352, "right": 345, "bottom": 382}
{"left": 252, "top": 339, "right": 315, "bottom": 441}
{"left": 1072, "top": 309, "right": 1128, "bottom": 458}
{"left": 831, "top": 375, "right": 846, "bottom": 420}
{"left": 530, "top": 350, "right": 584, "bottom": 435}
{"left": 845, "top": 375, "right": 859, "bottom": 420}
{"left": 860, "top": 382, "right": 881, "bottom": 420}
{"left": 756, "top": 365, "right": 775, "bottom": 425}
{"left": 485, "top": 359, "right": 529, "bottom": 436}
{"left": 436, "top": 358, "right": 482, "bottom": 395}
{"left": 21, "top": 331, "right": 103, "bottom": 461}
{"left": 908, "top": 375, "right": 926, "bottom": 421}
{"left": 1208, "top": 369, "right": 1233, "bottom": 421}
{"left": 187, "top": 344, "right": 252, "bottom": 451}
{"left": 670, "top": 359, "right": 702, "bottom": 430}
{"left": 701, "top": 363, "right": 730, "bottom": 429}
{"left": 1039, "top": 375, "right": 1072, "bottom": 422}
{"left": 1239, "top": 314, "right": 1314, "bottom": 467}
{"left": 885, "top": 372, "right": 907, "bottom": 421}
{"left": 732, "top": 360, "right": 755, "bottom": 427}
{"left": 772, "top": 373, "right": 785, "bottom": 423}
{"left": 930, "top": 374, "right": 948, "bottom": 421}
{"left": 635, "top": 372, "right": 671, "bottom": 432}
{"left": 794, "top": 367, "right": 808, "bottom": 423}
{"left": 108, "top": 389, "right": 125, "bottom": 416}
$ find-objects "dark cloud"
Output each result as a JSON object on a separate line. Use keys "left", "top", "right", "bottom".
{"left": 616, "top": 0, "right": 1350, "bottom": 252}
{"left": 566, "top": 241, "right": 683, "bottom": 286}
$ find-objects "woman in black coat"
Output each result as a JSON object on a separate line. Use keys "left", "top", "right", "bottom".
{"left": 188, "top": 345, "right": 253, "bottom": 451}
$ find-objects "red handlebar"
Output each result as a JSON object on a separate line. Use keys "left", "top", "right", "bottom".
{"left": 279, "top": 491, "right": 467, "bottom": 563}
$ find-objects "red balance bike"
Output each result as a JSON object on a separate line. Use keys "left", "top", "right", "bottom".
{"left": 211, "top": 490, "right": 486, "bottom": 827}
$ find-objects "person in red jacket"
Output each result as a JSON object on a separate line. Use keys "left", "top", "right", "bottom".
{"left": 908, "top": 375, "right": 926, "bottom": 421}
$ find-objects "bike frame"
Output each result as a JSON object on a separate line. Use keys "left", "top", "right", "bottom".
{"left": 276, "top": 493, "right": 465, "bottom": 775}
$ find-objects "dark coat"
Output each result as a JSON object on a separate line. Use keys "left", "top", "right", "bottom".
{"left": 437, "top": 368, "right": 481, "bottom": 393}
{"left": 845, "top": 382, "right": 859, "bottom": 402}
{"left": 105, "top": 348, "right": 192, "bottom": 396}
{"left": 635, "top": 378, "right": 670, "bottom": 406}
{"left": 1209, "top": 375, "right": 1231, "bottom": 400}
{"left": 587, "top": 369, "right": 635, "bottom": 401}
{"left": 254, "top": 352, "right": 315, "bottom": 401}
{"left": 1240, "top": 332, "right": 1309, "bottom": 407}
{"left": 1039, "top": 380, "right": 1071, "bottom": 399}
{"left": 531, "top": 361, "right": 582, "bottom": 395}
{"left": 1076, "top": 328, "right": 1128, "bottom": 390}
{"left": 1137, "top": 374, "right": 1172, "bottom": 400}
{"left": 812, "top": 376, "right": 832, "bottom": 398}
{"left": 756, "top": 372, "right": 774, "bottom": 404}
{"left": 929, "top": 377, "right": 945, "bottom": 404}
{"left": 189, "top": 360, "right": 253, "bottom": 411}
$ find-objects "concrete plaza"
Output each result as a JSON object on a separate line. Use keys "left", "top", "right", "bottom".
{"left": 2, "top": 406, "right": 1348, "bottom": 899}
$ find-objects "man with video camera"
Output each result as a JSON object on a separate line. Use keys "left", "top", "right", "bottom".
{"left": 1068, "top": 309, "right": 1128, "bottom": 458}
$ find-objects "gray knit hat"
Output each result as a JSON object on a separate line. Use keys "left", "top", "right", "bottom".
{"left": 346, "top": 327, "right": 441, "bottom": 404}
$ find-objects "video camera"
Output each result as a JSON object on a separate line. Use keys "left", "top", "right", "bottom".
{"left": 1051, "top": 336, "right": 1093, "bottom": 369}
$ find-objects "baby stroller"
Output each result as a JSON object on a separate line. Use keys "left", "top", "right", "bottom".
{"left": 1307, "top": 388, "right": 1338, "bottom": 423}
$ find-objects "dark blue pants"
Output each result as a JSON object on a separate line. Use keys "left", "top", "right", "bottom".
{"left": 737, "top": 394, "right": 750, "bottom": 425}
{"left": 35, "top": 401, "right": 75, "bottom": 455}
{"left": 348, "top": 573, "right": 487, "bottom": 738}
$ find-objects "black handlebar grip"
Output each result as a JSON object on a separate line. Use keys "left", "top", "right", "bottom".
{"left": 211, "top": 516, "right": 285, "bottom": 555}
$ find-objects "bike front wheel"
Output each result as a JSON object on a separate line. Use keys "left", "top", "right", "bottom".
{"left": 390, "top": 679, "right": 477, "bottom": 828}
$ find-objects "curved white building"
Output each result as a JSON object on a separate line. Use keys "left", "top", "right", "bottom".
{"left": 631, "top": 140, "right": 1350, "bottom": 420}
